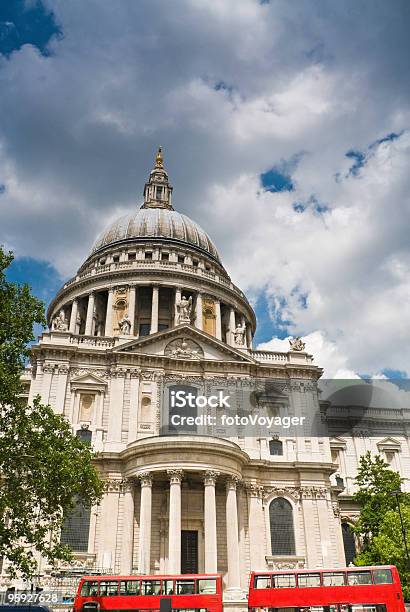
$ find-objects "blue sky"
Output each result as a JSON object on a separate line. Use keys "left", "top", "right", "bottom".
{"left": 1, "top": 0, "right": 410, "bottom": 377}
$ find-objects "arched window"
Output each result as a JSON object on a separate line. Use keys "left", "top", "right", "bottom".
{"left": 269, "top": 439, "right": 283, "bottom": 456}
{"left": 269, "top": 497, "right": 296, "bottom": 555}
{"left": 60, "top": 497, "right": 91, "bottom": 552}
{"left": 76, "top": 428, "right": 92, "bottom": 445}
{"left": 342, "top": 522, "right": 356, "bottom": 565}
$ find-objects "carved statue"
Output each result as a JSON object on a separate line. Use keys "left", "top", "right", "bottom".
{"left": 234, "top": 321, "right": 246, "bottom": 345}
{"left": 164, "top": 338, "right": 203, "bottom": 359}
{"left": 289, "top": 336, "right": 306, "bottom": 352}
{"left": 177, "top": 295, "right": 192, "bottom": 324}
{"left": 118, "top": 313, "right": 132, "bottom": 335}
{"left": 52, "top": 309, "right": 68, "bottom": 332}
{"left": 93, "top": 306, "right": 104, "bottom": 337}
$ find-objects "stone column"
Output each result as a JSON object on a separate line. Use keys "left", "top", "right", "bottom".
{"left": 174, "top": 287, "right": 181, "bottom": 326}
{"left": 246, "top": 324, "right": 252, "bottom": 350}
{"left": 85, "top": 292, "right": 95, "bottom": 336}
{"left": 195, "top": 292, "right": 203, "bottom": 330}
{"left": 69, "top": 299, "right": 78, "bottom": 334}
{"left": 128, "top": 286, "right": 136, "bottom": 335}
{"left": 204, "top": 470, "right": 219, "bottom": 573}
{"left": 137, "top": 472, "right": 153, "bottom": 574}
{"left": 228, "top": 307, "right": 236, "bottom": 346}
{"left": 248, "top": 484, "right": 265, "bottom": 569}
{"left": 150, "top": 286, "right": 159, "bottom": 334}
{"left": 120, "top": 480, "right": 135, "bottom": 574}
{"left": 167, "top": 469, "right": 183, "bottom": 573}
{"left": 225, "top": 476, "right": 241, "bottom": 593}
{"left": 105, "top": 288, "right": 114, "bottom": 336}
{"left": 215, "top": 300, "right": 222, "bottom": 340}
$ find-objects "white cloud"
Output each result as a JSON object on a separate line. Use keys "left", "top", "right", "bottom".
{"left": 0, "top": 0, "right": 409, "bottom": 376}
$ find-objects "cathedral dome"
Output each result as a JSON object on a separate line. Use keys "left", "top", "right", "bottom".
{"left": 91, "top": 207, "right": 221, "bottom": 263}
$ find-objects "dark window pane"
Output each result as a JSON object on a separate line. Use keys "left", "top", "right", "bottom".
{"left": 269, "top": 440, "right": 283, "bottom": 456}
{"left": 373, "top": 569, "right": 393, "bottom": 584}
{"left": 60, "top": 497, "right": 90, "bottom": 552}
{"left": 76, "top": 429, "right": 92, "bottom": 445}
{"left": 342, "top": 523, "right": 356, "bottom": 565}
{"left": 139, "top": 323, "right": 150, "bottom": 336}
{"left": 269, "top": 498, "right": 295, "bottom": 555}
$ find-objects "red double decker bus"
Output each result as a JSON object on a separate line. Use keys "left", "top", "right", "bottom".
{"left": 248, "top": 566, "right": 405, "bottom": 612}
{"left": 74, "top": 574, "right": 222, "bottom": 612}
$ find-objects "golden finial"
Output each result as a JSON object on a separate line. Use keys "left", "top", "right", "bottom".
{"left": 155, "top": 146, "right": 164, "bottom": 169}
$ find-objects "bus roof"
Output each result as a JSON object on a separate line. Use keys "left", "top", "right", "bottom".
{"left": 79, "top": 574, "right": 222, "bottom": 581}
{"left": 250, "top": 566, "right": 396, "bottom": 575}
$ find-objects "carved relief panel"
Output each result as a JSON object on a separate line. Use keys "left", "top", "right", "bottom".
{"left": 113, "top": 286, "right": 129, "bottom": 336}
{"left": 202, "top": 298, "right": 216, "bottom": 337}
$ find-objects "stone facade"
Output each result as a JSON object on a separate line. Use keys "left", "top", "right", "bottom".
{"left": 3, "top": 149, "right": 410, "bottom": 602}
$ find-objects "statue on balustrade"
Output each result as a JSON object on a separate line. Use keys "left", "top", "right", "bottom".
{"left": 234, "top": 321, "right": 246, "bottom": 345}
{"left": 93, "top": 306, "right": 104, "bottom": 337}
{"left": 288, "top": 336, "right": 306, "bottom": 351}
{"left": 118, "top": 313, "right": 132, "bottom": 335}
{"left": 177, "top": 295, "right": 192, "bottom": 324}
{"left": 52, "top": 309, "right": 68, "bottom": 332}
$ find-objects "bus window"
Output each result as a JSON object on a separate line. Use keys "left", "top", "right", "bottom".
{"left": 350, "top": 606, "right": 387, "bottom": 612}
{"left": 197, "top": 579, "right": 217, "bottom": 594}
{"left": 120, "top": 580, "right": 140, "bottom": 595}
{"left": 323, "top": 573, "right": 346, "bottom": 586}
{"left": 99, "top": 581, "right": 119, "bottom": 596}
{"left": 176, "top": 580, "right": 195, "bottom": 595}
{"left": 255, "top": 576, "right": 271, "bottom": 589}
{"left": 298, "top": 574, "right": 321, "bottom": 587}
{"left": 163, "top": 580, "right": 174, "bottom": 595}
{"left": 273, "top": 574, "right": 296, "bottom": 588}
{"left": 373, "top": 569, "right": 393, "bottom": 584}
{"left": 141, "top": 580, "right": 161, "bottom": 595}
{"left": 80, "top": 581, "right": 99, "bottom": 597}
{"left": 347, "top": 572, "right": 372, "bottom": 586}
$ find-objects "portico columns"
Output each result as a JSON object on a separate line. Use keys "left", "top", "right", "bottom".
{"left": 137, "top": 472, "right": 153, "bottom": 574}
{"left": 204, "top": 470, "right": 219, "bottom": 573}
{"left": 247, "top": 484, "right": 265, "bottom": 569}
{"left": 85, "top": 292, "right": 95, "bottom": 335}
{"left": 128, "top": 285, "right": 136, "bottom": 335}
{"left": 69, "top": 299, "right": 78, "bottom": 334}
{"left": 246, "top": 324, "right": 252, "bottom": 350}
{"left": 150, "top": 286, "right": 159, "bottom": 334}
{"left": 195, "top": 293, "right": 203, "bottom": 330}
{"left": 105, "top": 288, "right": 114, "bottom": 336}
{"left": 226, "top": 476, "right": 241, "bottom": 592}
{"left": 215, "top": 300, "right": 222, "bottom": 340}
{"left": 228, "top": 307, "right": 236, "bottom": 346}
{"left": 120, "top": 479, "right": 135, "bottom": 574}
{"left": 167, "top": 469, "right": 183, "bottom": 573}
{"left": 175, "top": 287, "right": 181, "bottom": 325}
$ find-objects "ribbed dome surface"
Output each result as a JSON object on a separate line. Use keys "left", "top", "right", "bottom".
{"left": 91, "top": 207, "right": 220, "bottom": 262}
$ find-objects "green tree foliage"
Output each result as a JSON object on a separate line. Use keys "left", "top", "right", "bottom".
{"left": 354, "top": 451, "right": 410, "bottom": 598}
{"left": 372, "top": 507, "right": 410, "bottom": 601}
{"left": 0, "top": 248, "right": 103, "bottom": 578}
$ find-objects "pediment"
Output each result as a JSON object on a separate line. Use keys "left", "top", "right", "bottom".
{"left": 330, "top": 436, "right": 347, "bottom": 449}
{"left": 70, "top": 372, "right": 107, "bottom": 389}
{"left": 111, "top": 324, "right": 256, "bottom": 363}
{"left": 377, "top": 437, "right": 401, "bottom": 451}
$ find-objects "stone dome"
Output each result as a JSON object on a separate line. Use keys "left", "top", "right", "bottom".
{"left": 91, "top": 207, "right": 221, "bottom": 263}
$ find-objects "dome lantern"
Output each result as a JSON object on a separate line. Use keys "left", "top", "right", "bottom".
{"left": 142, "top": 146, "right": 174, "bottom": 210}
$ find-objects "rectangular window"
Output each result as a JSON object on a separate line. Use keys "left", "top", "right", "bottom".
{"left": 141, "top": 580, "right": 161, "bottom": 595}
{"left": 273, "top": 574, "right": 296, "bottom": 588}
{"left": 158, "top": 323, "right": 169, "bottom": 331}
{"left": 120, "top": 580, "right": 140, "bottom": 595}
{"left": 156, "top": 186, "right": 163, "bottom": 199}
{"left": 176, "top": 580, "right": 195, "bottom": 595}
{"left": 298, "top": 573, "right": 321, "bottom": 587}
{"left": 350, "top": 606, "right": 387, "bottom": 612}
{"left": 255, "top": 576, "right": 271, "bottom": 589}
{"left": 193, "top": 260, "right": 199, "bottom": 267}
{"left": 347, "top": 571, "right": 372, "bottom": 586}
{"left": 99, "top": 581, "right": 119, "bottom": 596}
{"left": 178, "top": 255, "right": 185, "bottom": 264}
{"left": 112, "top": 255, "right": 120, "bottom": 263}
{"left": 161, "top": 252, "right": 169, "bottom": 261}
{"left": 128, "top": 252, "right": 136, "bottom": 261}
{"left": 197, "top": 579, "right": 217, "bottom": 594}
{"left": 323, "top": 572, "right": 346, "bottom": 586}
{"left": 80, "top": 581, "right": 99, "bottom": 596}
{"left": 163, "top": 580, "right": 174, "bottom": 595}
{"left": 139, "top": 323, "right": 150, "bottom": 336}
{"left": 145, "top": 251, "right": 153, "bottom": 260}
{"left": 373, "top": 569, "right": 393, "bottom": 584}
